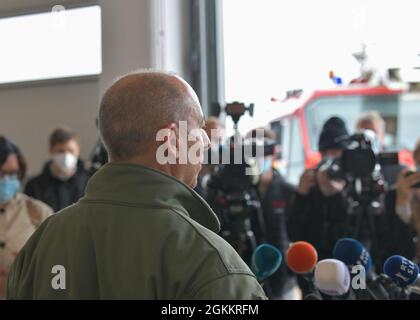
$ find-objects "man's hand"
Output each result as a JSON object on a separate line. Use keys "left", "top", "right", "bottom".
{"left": 317, "top": 170, "right": 346, "bottom": 197}
{"left": 297, "top": 169, "right": 316, "bottom": 195}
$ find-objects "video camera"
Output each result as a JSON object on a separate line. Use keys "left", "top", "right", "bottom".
{"left": 318, "top": 131, "right": 387, "bottom": 180}
{"left": 206, "top": 102, "right": 276, "bottom": 190}
{"left": 317, "top": 131, "right": 389, "bottom": 201}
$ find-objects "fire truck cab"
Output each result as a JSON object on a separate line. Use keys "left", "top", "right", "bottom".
{"left": 269, "top": 85, "right": 420, "bottom": 185}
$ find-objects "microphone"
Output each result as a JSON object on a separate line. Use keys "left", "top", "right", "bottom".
{"left": 314, "top": 259, "right": 351, "bottom": 298}
{"left": 286, "top": 241, "right": 319, "bottom": 299}
{"left": 376, "top": 255, "right": 420, "bottom": 300}
{"left": 383, "top": 255, "right": 420, "bottom": 298}
{"left": 383, "top": 255, "right": 419, "bottom": 286}
{"left": 286, "top": 241, "right": 318, "bottom": 274}
{"left": 333, "top": 238, "right": 372, "bottom": 274}
{"left": 333, "top": 238, "right": 392, "bottom": 300}
{"left": 251, "top": 244, "right": 283, "bottom": 282}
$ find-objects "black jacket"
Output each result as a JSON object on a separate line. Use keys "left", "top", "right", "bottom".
{"left": 287, "top": 187, "right": 352, "bottom": 260}
{"left": 258, "top": 170, "right": 297, "bottom": 298}
{"left": 24, "top": 160, "right": 90, "bottom": 213}
{"left": 288, "top": 187, "right": 390, "bottom": 257}
{"left": 287, "top": 187, "right": 355, "bottom": 297}
{"left": 383, "top": 189, "right": 417, "bottom": 261}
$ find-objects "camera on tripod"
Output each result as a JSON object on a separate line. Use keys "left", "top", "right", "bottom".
{"left": 318, "top": 130, "right": 391, "bottom": 253}
{"left": 206, "top": 101, "right": 275, "bottom": 264}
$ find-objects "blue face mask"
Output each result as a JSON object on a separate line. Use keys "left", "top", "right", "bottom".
{"left": 258, "top": 157, "right": 273, "bottom": 174}
{"left": 0, "top": 175, "right": 20, "bottom": 204}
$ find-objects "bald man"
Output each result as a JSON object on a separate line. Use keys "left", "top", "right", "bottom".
{"left": 6, "top": 71, "right": 267, "bottom": 300}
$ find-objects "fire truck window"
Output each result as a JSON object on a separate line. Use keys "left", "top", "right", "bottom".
{"left": 305, "top": 96, "right": 363, "bottom": 151}
{"left": 288, "top": 118, "right": 305, "bottom": 185}
{"left": 304, "top": 94, "right": 420, "bottom": 152}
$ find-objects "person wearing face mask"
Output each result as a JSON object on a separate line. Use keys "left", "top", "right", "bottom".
{"left": 382, "top": 139, "right": 420, "bottom": 300}
{"left": 353, "top": 112, "right": 417, "bottom": 266}
{"left": 288, "top": 118, "right": 352, "bottom": 254}
{"left": 0, "top": 137, "right": 52, "bottom": 299}
{"left": 287, "top": 117, "right": 353, "bottom": 296}
{"left": 356, "top": 111, "right": 404, "bottom": 187}
{"left": 249, "top": 128, "right": 298, "bottom": 300}
{"left": 24, "top": 127, "right": 90, "bottom": 212}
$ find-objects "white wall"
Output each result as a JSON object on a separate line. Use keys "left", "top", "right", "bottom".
{"left": 0, "top": 0, "right": 192, "bottom": 176}
{"left": 99, "top": 0, "right": 153, "bottom": 95}
{"left": 152, "top": 0, "right": 193, "bottom": 84}
{"left": 0, "top": 80, "right": 100, "bottom": 176}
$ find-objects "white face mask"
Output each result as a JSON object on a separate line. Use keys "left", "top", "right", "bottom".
{"left": 52, "top": 152, "right": 78, "bottom": 174}
{"left": 359, "top": 129, "right": 381, "bottom": 154}
{"left": 257, "top": 156, "right": 273, "bottom": 175}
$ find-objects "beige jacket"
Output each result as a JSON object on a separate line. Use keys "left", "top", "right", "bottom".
{"left": 0, "top": 193, "right": 52, "bottom": 299}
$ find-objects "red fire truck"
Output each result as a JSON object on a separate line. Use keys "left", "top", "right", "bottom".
{"left": 269, "top": 84, "right": 420, "bottom": 185}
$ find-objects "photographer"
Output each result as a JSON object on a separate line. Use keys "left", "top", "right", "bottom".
{"left": 394, "top": 139, "right": 420, "bottom": 263}
{"left": 356, "top": 111, "right": 403, "bottom": 187}
{"left": 287, "top": 117, "right": 351, "bottom": 260}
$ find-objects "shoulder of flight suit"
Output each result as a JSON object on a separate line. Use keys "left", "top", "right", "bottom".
{"left": 163, "top": 206, "right": 267, "bottom": 299}
{"left": 192, "top": 274, "right": 267, "bottom": 300}
{"left": 7, "top": 201, "right": 267, "bottom": 300}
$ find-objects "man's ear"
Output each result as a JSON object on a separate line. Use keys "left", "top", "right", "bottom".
{"left": 156, "top": 123, "right": 180, "bottom": 165}
{"left": 168, "top": 124, "right": 180, "bottom": 160}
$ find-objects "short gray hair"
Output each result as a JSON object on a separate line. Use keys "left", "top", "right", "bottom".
{"left": 99, "top": 70, "right": 199, "bottom": 161}
{"left": 356, "top": 111, "right": 386, "bottom": 135}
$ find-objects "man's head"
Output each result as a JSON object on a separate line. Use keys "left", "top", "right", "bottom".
{"left": 317, "top": 117, "right": 349, "bottom": 196}
{"left": 99, "top": 71, "right": 209, "bottom": 188}
{"left": 318, "top": 117, "right": 349, "bottom": 159}
{"left": 356, "top": 111, "right": 386, "bottom": 147}
{"left": 49, "top": 127, "right": 80, "bottom": 179}
{"left": 246, "top": 128, "right": 279, "bottom": 176}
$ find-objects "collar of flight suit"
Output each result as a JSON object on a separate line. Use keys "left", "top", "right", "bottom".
{"left": 83, "top": 163, "right": 221, "bottom": 233}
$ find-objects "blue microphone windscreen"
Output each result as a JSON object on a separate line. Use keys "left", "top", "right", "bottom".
{"left": 252, "top": 244, "right": 282, "bottom": 281}
{"left": 333, "top": 238, "right": 372, "bottom": 274}
{"left": 384, "top": 255, "right": 419, "bottom": 286}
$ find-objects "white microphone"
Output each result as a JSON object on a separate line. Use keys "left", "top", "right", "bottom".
{"left": 314, "top": 259, "right": 351, "bottom": 297}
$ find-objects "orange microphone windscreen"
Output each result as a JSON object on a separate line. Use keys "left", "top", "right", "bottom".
{"left": 286, "top": 241, "right": 318, "bottom": 274}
